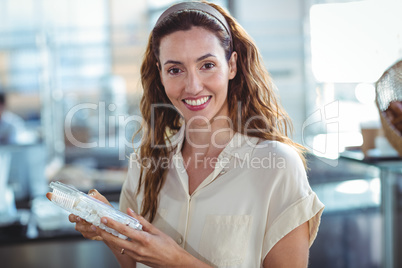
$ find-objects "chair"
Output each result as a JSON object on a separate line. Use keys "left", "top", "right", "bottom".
{"left": 0, "top": 151, "right": 18, "bottom": 226}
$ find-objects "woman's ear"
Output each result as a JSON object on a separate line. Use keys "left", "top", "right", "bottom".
{"left": 228, "top": 51, "right": 237, "bottom": 80}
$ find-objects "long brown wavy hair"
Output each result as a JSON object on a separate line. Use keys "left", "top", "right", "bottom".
{"left": 136, "top": 1, "right": 306, "bottom": 222}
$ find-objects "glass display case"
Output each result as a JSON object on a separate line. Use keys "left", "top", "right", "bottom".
{"left": 309, "top": 153, "right": 402, "bottom": 268}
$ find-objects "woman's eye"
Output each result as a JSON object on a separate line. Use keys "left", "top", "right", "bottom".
{"left": 202, "top": 63, "right": 215, "bottom": 69}
{"left": 168, "top": 68, "right": 181, "bottom": 75}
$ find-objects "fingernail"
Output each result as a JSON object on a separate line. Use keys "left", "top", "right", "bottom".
{"left": 89, "top": 189, "right": 96, "bottom": 196}
{"left": 76, "top": 216, "right": 81, "bottom": 222}
{"left": 101, "top": 218, "right": 107, "bottom": 224}
{"left": 128, "top": 208, "right": 134, "bottom": 214}
{"left": 91, "top": 225, "right": 97, "bottom": 231}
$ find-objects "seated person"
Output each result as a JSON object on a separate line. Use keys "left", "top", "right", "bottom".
{"left": 0, "top": 92, "right": 25, "bottom": 144}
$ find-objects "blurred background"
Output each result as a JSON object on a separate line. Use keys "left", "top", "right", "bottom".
{"left": 0, "top": 0, "right": 401, "bottom": 267}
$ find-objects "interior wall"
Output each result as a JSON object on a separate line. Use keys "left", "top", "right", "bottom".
{"left": 234, "top": 0, "right": 306, "bottom": 142}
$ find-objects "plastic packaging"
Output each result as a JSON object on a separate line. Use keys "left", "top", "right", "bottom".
{"left": 48, "top": 181, "right": 142, "bottom": 239}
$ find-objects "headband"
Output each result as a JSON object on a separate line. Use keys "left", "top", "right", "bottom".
{"left": 155, "top": 2, "right": 233, "bottom": 49}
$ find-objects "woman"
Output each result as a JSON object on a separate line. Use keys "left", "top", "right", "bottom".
{"left": 67, "top": 1, "right": 324, "bottom": 267}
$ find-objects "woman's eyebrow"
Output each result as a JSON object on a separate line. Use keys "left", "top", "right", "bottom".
{"left": 196, "top": 53, "right": 216, "bottom": 62}
{"left": 163, "top": 60, "right": 181, "bottom": 66}
{"left": 163, "top": 53, "right": 216, "bottom": 66}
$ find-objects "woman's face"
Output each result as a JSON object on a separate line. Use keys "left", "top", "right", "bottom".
{"left": 158, "top": 26, "right": 237, "bottom": 126}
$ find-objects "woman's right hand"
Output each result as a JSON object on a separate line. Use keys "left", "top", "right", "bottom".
{"left": 46, "top": 189, "right": 112, "bottom": 241}
{"left": 68, "top": 212, "right": 102, "bottom": 241}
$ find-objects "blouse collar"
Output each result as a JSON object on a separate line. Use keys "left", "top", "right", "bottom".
{"left": 169, "top": 124, "right": 260, "bottom": 161}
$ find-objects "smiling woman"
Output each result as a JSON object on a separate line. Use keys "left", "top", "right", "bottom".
{"left": 66, "top": 1, "right": 324, "bottom": 268}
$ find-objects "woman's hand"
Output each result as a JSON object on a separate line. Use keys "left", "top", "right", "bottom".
{"left": 95, "top": 208, "right": 211, "bottom": 268}
{"left": 46, "top": 189, "right": 111, "bottom": 241}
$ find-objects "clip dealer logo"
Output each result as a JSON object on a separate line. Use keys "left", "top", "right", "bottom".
{"left": 302, "top": 101, "right": 340, "bottom": 167}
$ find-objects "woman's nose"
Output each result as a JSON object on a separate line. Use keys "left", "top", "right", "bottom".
{"left": 185, "top": 71, "right": 203, "bottom": 95}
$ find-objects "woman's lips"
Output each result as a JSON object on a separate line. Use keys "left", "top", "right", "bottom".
{"left": 182, "top": 96, "right": 212, "bottom": 111}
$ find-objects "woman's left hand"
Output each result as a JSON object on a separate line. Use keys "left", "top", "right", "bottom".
{"left": 95, "top": 208, "right": 207, "bottom": 268}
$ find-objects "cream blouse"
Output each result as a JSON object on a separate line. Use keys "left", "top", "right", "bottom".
{"left": 120, "top": 128, "right": 324, "bottom": 268}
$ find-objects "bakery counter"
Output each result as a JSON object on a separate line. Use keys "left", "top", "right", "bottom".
{"left": 308, "top": 152, "right": 402, "bottom": 268}
{"left": 0, "top": 186, "right": 122, "bottom": 268}
{"left": 0, "top": 237, "right": 119, "bottom": 268}
{"left": 0, "top": 185, "right": 122, "bottom": 244}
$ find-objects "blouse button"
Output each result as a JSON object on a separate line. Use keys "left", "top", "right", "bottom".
{"left": 177, "top": 237, "right": 183, "bottom": 245}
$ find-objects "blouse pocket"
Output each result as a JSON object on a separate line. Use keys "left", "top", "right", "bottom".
{"left": 198, "top": 215, "right": 252, "bottom": 267}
